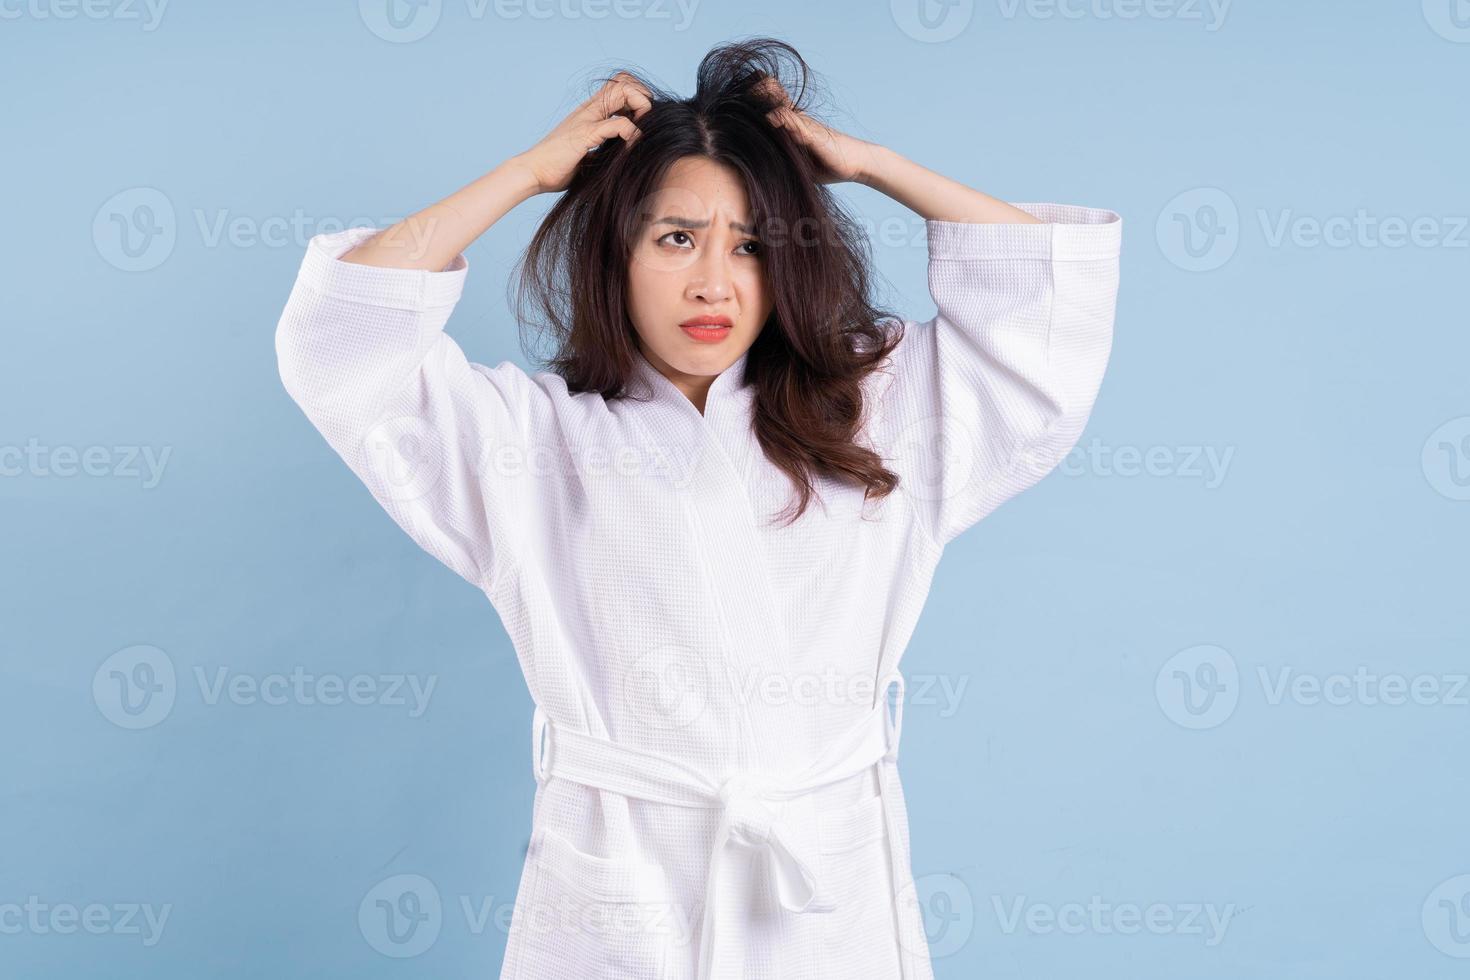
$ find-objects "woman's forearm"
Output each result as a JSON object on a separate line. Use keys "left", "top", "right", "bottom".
{"left": 341, "top": 156, "right": 543, "bottom": 271}
{"left": 857, "top": 144, "right": 1043, "bottom": 225}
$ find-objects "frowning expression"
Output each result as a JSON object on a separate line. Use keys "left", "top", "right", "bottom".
{"left": 626, "top": 156, "right": 774, "bottom": 409}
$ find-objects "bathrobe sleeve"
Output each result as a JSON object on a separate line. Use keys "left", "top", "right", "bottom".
{"left": 274, "top": 225, "right": 542, "bottom": 591}
{"left": 871, "top": 203, "right": 1122, "bottom": 548}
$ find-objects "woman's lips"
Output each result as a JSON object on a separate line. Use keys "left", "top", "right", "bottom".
{"left": 679, "top": 321, "right": 732, "bottom": 342}
{"left": 679, "top": 318, "right": 732, "bottom": 345}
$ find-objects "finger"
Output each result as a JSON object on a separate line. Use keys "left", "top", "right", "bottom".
{"left": 586, "top": 74, "right": 653, "bottom": 122}
{"left": 752, "top": 74, "right": 790, "bottom": 108}
{"left": 576, "top": 76, "right": 627, "bottom": 119}
{"left": 586, "top": 115, "right": 640, "bottom": 151}
{"left": 620, "top": 82, "right": 654, "bottom": 122}
{"left": 788, "top": 109, "right": 825, "bottom": 144}
{"left": 610, "top": 70, "right": 653, "bottom": 99}
{"left": 772, "top": 106, "right": 805, "bottom": 135}
{"left": 612, "top": 72, "right": 655, "bottom": 119}
{"left": 599, "top": 82, "right": 653, "bottom": 129}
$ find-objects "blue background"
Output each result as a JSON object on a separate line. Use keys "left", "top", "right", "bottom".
{"left": 3, "top": 1, "right": 1467, "bottom": 977}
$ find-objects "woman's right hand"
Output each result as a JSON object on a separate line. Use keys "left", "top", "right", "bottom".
{"left": 513, "top": 72, "right": 653, "bottom": 195}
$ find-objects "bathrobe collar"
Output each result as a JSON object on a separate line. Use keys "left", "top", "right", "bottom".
{"left": 624, "top": 343, "right": 762, "bottom": 518}
{"left": 630, "top": 345, "right": 754, "bottom": 421}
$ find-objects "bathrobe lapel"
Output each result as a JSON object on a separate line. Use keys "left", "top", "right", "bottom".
{"left": 626, "top": 348, "right": 794, "bottom": 771}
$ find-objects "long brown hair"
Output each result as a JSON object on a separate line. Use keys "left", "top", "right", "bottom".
{"left": 513, "top": 36, "right": 906, "bottom": 527}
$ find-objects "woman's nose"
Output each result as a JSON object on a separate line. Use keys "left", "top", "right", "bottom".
{"left": 689, "top": 281, "right": 730, "bottom": 303}
{"left": 687, "top": 255, "right": 732, "bottom": 302}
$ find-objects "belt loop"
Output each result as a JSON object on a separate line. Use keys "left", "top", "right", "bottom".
{"left": 879, "top": 672, "right": 904, "bottom": 760}
{"left": 531, "top": 705, "right": 551, "bottom": 783}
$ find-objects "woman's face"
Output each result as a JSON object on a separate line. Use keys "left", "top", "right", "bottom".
{"left": 626, "top": 156, "right": 773, "bottom": 410}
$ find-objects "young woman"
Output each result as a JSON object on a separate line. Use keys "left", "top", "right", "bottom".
{"left": 275, "top": 37, "right": 1121, "bottom": 980}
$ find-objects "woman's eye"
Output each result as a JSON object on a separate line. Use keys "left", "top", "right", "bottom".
{"left": 655, "top": 232, "right": 762, "bottom": 256}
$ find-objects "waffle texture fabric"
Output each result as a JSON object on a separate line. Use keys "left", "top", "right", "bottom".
{"left": 274, "top": 202, "right": 1122, "bottom": 979}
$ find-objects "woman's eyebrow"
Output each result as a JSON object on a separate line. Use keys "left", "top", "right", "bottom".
{"left": 652, "top": 215, "right": 758, "bottom": 235}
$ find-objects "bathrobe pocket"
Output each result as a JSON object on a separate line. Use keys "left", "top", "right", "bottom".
{"left": 816, "top": 793, "right": 903, "bottom": 976}
{"left": 506, "top": 825, "right": 681, "bottom": 980}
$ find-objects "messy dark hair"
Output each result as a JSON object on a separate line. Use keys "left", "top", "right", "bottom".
{"left": 513, "top": 36, "right": 905, "bottom": 527}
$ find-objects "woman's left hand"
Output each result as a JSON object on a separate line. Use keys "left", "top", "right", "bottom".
{"left": 758, "top": 79, "right": 880, "bottom": 185}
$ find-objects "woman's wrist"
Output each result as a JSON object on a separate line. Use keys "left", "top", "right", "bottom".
{"left": 342, "top": 159, "right": 545, "bottom": 270}
{"left": 857, "top": 145, "right": 1042, "bottom": 225}
{"left": 503, "top": 154, "right": 547, "bottom": 199}
{"left": 853, "top": 142, "right": 895, "bottom": 189}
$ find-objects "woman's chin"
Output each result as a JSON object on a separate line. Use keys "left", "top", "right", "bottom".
{"left": 656, "top": 339, "right": 739, "bottom": 373}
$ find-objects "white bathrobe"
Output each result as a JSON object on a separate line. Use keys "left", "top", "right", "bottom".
{"left": 274, "top": 202, "right": 1122, "bottom": 979}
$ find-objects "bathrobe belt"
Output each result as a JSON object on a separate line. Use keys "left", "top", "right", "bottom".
{"left": 530, "top": 671, "right": 910, "bottom": 980}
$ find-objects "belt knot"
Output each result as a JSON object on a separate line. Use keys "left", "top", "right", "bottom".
{"left": 716, "top": 773, "right": 781, "bottom": 847}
